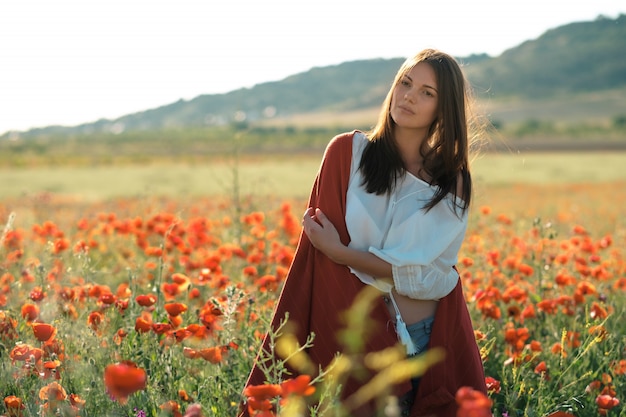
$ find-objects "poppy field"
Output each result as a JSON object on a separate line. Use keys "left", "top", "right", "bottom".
{"left": 1, "top": 176, "right": 625, "bottom": 416}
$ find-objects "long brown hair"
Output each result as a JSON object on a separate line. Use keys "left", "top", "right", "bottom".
{"left": 360, "top": 49, "right": 474, "bottom": 214}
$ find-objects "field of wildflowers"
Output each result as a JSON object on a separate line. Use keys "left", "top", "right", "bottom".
{"left": 1, "top": 180, "right": 625, "bottom": 417}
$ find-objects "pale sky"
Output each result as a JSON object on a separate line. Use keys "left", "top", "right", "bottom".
{"left": 1, "top": 0, "right": 624, "bottom": 134}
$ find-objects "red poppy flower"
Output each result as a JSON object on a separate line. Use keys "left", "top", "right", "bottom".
{"left": 42, "top": 360, "right": 62, "bottom": 380}
{"left": 576, "top": 281, "right": 597, "bottom": 296}
{"left": 256, "top": 275, "right": 279, "bottom": 292}
{"left": 198, "top": 346, "right": 226, "bottom": 364}
{"left": 178, "top": 389, "right": 191, "bottom": 402}
{"left": 534, "top": 361, "right": 550, "bottom": 380}
{"left": 521, "top": 304, "right": 536, "bottom": 321}
{"left": 145, "top": 246, "right": 163, "bottom": 257}
{"left": 135, "top": 314, "right": 152, "bottom": 333}
{"left": 52, "top": 238, "right": 70, "bottom": 254}
{"left": 243, "top": 266, "right": 258, "bottom": 277}
{"left": 165, "top": 303, "right": 188, "bottom": 317}
{"left": 29, "top": 287, "right": 46, "bottom": 302}
{"left": 590, "top": 302, "right": 609, "bottom": 320}
{"left": 104, "top": 361, "right": 147, "bottom": 404}
{"left": 98, "top": 293, "right": 117, "bottom": 305}
{"left": 455, "top": 386, "right": 493, "bottom": 417}
{"left": 172, "top": 273, "right": 191, "bottom": 286}
{"left": 43, "top": 338, "right": 65, "bottom": 361}
{"left": 39, "top": 381, "right": 67, "bottom": 402}
{"left": 517, "top": 263, "right": 534, "bottom": 276}
{"left": 87, "top": 311, "right": 105, "bottom": 331}
{"left": 152, "top": 323, "right": 173, "bottom": 335}
{"left": 116, "top": 299, "right": 129, "bottom": 312}
{"left": 586, "top": 380, "right": 602, "bottom": 393}
{"left": 162, "top": 282, "right": 183, "bottom": 300}
{"left": 32, "top": 323, "right": 57, "bottom": 342}
{"left": 88, "top": 284, "right": 112, "bottom": 299}
{"left": 168, "top": 314, "right": 184, "bottom": 328}
{"left": 537, "top": 299, "right": 558, "bottom": 315}
{"left": 247, "top": 398, "right": 273, "bottom": 414}
{"left": 280, "top": 375, "right": 315, "bottom": 397}
{"left": 244, "top": 383, "right": 282, "bottom": 401}
{"left": 114, "top": 328, "right": 128, "bottom": 345}
{"left": 485, "top": 376, "right": 501, "bottom": 394}
{"left": 169, "top": 328, "right": 192, "bottom": 343}
{"left": 135, "top": 294, "right": 157, "bottom": 307}
{"left": 10, "top": 344, "right": 43, "bottom": 362}
{"left": 589, "top": 325, "right": 608, "bottom": 341}
{"left": 551, "top": 342, "right": 568, "bottom": 358}
{"left": 199, "top": 306, "right": 223, "bottom": 331}
{"left": 188, "top": 288, "right": 201, "bottom": 300}
{"left": 69, "top": 393, "right": 85, "bottom": 407}
{"left": 183, "top": 347, "right": 199, "bottom": 359}
{"left": 504, "top": 325, "right": 530, "bottom": 352}
{"left": 596, "top": 394, "right": 619, "bottom": 410}
{"left": 21, "top": 303, "right": 39, "bottom": 322}
{"left": 4, "top": 395, "right": 25, "bottom": 416}
{"left": 477, "top": 299, "right": 501, "bottom": 320}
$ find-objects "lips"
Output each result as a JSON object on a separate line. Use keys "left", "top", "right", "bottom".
{"left": 397, "top": 105, "right": 415, "bottom": 115}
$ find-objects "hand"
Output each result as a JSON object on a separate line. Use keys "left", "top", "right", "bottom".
{"left": 302, "top": 208, "right": 393, "bottom": 278}
{"left": 302, "top": 207, "right": 345, "bottom": 263}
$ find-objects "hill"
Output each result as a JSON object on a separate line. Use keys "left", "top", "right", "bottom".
{"left": 2, "top": 14, "right": 625, "bottom": 142}
{"left": 463, "top": 14, "right": 626, "bottom": 97}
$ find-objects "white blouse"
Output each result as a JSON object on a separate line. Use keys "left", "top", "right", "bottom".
{"left": 345, "top": 132, "right": 468, "bottom": 300}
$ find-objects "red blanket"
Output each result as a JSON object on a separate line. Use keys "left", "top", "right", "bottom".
{"left": 239, "top": 131, "right": 486, "bottom": 417}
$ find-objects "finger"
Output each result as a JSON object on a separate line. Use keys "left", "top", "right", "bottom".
{"left": 302, "top": 207, "right": 314, "bottom": 224}
{"left": 314, "top": 208, "right": 330, "bottom": 225}
{"left": 302, "top": 212, "right": 319, "bottom": 231}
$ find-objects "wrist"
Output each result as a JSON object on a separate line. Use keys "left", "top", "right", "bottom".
{"left": 328, "top": 243, "right": 350, "bottom": 265}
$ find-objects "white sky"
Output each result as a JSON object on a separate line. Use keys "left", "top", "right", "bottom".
{"left": 1, "top": 0, "right": 624, "bottom": 134}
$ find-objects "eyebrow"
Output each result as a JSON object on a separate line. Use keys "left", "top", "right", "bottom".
{"left": 404, "top": 74, "right": 439, "bottom": 92}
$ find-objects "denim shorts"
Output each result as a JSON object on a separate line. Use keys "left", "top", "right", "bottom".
{"left": 399, "top": 315, "right": 435, "bottom": 416}
{"left": 406, "top": 315, "right": 435, "bottom": 356}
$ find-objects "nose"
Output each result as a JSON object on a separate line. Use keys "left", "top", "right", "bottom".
{"left": 404, "top": 90, "right": 415, "bottom": 103}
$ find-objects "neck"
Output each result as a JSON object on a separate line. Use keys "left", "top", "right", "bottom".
{"left": 393, "top": 126, "right": 429, "bottom": 174}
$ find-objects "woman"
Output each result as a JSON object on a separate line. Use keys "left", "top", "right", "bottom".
{"left": 240, "top": 49, "right": 486, "bottom": 417}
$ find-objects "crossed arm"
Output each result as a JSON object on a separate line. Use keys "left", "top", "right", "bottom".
{"left": 302, "top": 207, "right": 393, "bottom": 282}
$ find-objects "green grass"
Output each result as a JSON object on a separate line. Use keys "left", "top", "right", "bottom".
{"left": 471, "top": 151, "right": 626, "bottom": 185}
{"left": 0, "top": 157, "right": 321, "bottom": 200}
{"left": 1, "top": 152, "right": 625, "bottom": 201}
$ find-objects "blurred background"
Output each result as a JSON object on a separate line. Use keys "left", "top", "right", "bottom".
{"left": 1, "top": 0, "right": 625, "bottom": 200}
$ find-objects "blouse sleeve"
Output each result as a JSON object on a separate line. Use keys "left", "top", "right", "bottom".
{"left": 368, "top": 200, "right": 468, "bottom": 300}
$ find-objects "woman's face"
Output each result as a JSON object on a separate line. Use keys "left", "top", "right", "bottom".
{"left": 389, "top": 62, "right": 439, "bottom": 133}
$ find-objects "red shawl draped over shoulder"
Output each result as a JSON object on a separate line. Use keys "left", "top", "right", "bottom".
{"left": 239, "top": 131, "right": 486, "bottom": 417}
